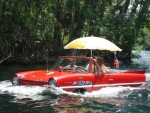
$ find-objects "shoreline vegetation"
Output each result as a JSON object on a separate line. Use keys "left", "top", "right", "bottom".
{"left": 0, "top": 50, "right": 141, "bottom": 65}
{"left": 1, "top": 1, "right": 150, "bottom": 65}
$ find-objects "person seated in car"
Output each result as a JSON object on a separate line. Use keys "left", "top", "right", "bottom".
{"left": 93, "top": 56, "right": 109, "bottom": 74}
{"left": 63, "top": 58, "right": 77, "bottom": 71}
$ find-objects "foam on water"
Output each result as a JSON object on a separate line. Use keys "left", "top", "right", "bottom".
{"left": 0, "top": 80, "right": 139, "bottom": 100}
{"left": 0, "top": 80, "right": 48, "bottom": 100}
{"left": 0, "top": 80, "right": 46, "bottom": 95}
{"left": 83, "top": 86, "right": 138, "bottom": 98}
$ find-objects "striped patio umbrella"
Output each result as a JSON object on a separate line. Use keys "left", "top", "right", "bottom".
{"left": 64, "top": 36, "right": 122, "bottom": 56}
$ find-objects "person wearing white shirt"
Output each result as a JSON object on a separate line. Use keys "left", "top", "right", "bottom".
{"left": 63, "top": 58, "right": 77, "bottom": 71}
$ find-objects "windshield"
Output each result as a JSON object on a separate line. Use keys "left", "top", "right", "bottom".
{"left": 53, "top": 57, "right": 90, "bottom": 73}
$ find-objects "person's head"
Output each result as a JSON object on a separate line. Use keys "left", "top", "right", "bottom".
{"left": 70, "top": 58, "right": 76, "bottom": 66}
{"left": 94, "top": 56, "right": 103, "bottom": 64}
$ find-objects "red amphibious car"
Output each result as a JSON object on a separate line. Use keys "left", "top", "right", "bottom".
{"left": 12, "top": 56, "right": 150, "bottom": 93}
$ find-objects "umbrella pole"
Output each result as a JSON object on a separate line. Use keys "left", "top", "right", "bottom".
{"left": 91, "top": 49, "right": 92, "bottom": 57}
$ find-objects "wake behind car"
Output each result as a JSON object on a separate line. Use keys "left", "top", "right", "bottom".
{"left": 12, "top": 56, "right": 150, "bottom": 94}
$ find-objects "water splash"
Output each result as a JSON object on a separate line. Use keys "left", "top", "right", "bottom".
{"left": 82, "top": 86, "right": 138, "bottom": 98}
{"left": 0, "top": 80, "right": 48, "bottom": 100}
{"left": 0, "top": 80, "right": 45, "bottom": 94}
{"left": 0, "top": 80, "right": 142, "bottom": 100}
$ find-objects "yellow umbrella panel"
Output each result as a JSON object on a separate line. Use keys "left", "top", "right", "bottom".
{"left": 64, "top": 36, "right": 122, "bottom": 51}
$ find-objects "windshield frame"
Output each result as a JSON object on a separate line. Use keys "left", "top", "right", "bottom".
{"left": 53, "top": 56, "right": 93, "bottom": 73}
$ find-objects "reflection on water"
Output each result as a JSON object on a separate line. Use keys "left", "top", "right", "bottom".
{"left": 0, "top": 51, "right": 150, "bottom": 113}
{"left": 1, "top": 80, "right": 150, "bottom": 113}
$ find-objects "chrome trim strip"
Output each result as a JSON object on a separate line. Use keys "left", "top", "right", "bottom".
{"left": 59, "top": 82, "right": 144, "bottom": 89}
{"left": 60, "top": 85, "right": 92, "bottom": 89}
{"left": 93, "top": 82, "right": 144, "bottom": 87}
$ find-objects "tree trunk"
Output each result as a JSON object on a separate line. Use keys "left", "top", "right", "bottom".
{"left": 0, "top": 1, "right": 4, "bottom": 21}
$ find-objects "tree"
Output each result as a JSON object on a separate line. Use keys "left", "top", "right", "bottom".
{"left": 1, "top": 0, "right": 150, "bottom": 63}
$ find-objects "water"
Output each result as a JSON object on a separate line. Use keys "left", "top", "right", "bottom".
{"left": 0, "top": 51, "right": 150, "bottom": 113}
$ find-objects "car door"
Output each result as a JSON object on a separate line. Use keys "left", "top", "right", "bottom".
{"left": 89, "top": 61, "right": 111, "bottom": 91}
{"left": 92, "top": 72, "right": 112, "bottom": 91}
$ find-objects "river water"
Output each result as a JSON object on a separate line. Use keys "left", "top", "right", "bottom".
{"left": 0, "top": 51, "right": 150, "bottom": 113}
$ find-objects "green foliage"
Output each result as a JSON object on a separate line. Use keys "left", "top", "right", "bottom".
{"left": 143, "top": 28, "right": 150, "bottom": 49}
{"left": 1, "top": 0, "right": 150, "bottom": 63}
{"left": 134, "top": 27, "right": 150, "bottom": 50}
